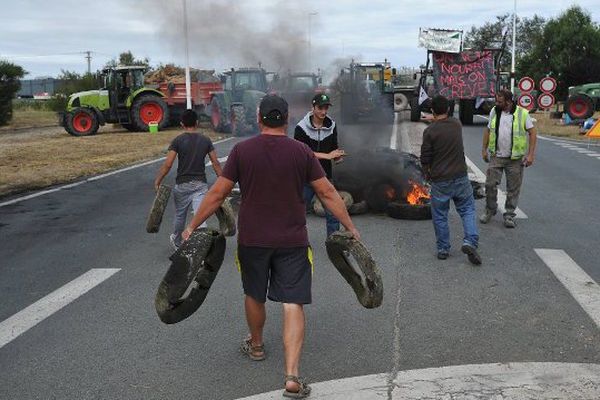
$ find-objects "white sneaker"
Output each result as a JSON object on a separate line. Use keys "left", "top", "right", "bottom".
{"left": 169, "top": 234, "right": 179, "bottom": 251}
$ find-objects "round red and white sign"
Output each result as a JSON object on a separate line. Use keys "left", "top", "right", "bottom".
{"left": 537, "top": 93, "right": 555, "bottom": 109}
{"left": 518, "top": 77, "right": 535, "bottom": 92}
{"left": 539, "top": 77, "right": 557, "bottom": 93}
{"left": 518, "top": 93, "right": 535, "bottom": 110}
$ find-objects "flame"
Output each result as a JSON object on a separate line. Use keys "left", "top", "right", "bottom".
{"left": 406, "top": 180, "right": 430, "bottom": 205}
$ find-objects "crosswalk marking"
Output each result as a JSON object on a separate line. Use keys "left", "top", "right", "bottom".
{"left": 464, "top": 156, "right": 528, "bottom": 219}
{"left": 535, "top": 249, "right": 600, "bottom": 329}
{"left": 0, "top": 268, "right": 121, "bottom": 349}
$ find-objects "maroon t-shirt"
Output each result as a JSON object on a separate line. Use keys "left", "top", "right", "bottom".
{"left": 222, "top": 134, "right": 325, "bottom": 247}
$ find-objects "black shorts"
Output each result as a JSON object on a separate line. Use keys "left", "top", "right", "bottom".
{"left": 236, "top": 245, "right": 313, "bottom": 304}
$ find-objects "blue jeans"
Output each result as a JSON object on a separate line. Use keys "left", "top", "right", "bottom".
{"left": 430, "top": 175, "right": 479, "bottom": 254}
{"left": 304, "top": 185, "right": 340, "bottom": 237}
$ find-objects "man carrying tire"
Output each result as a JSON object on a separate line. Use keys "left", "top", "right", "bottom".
{"left": 154, "top": 109, "right": 223, "bottom": 249}
{"left": 294, "top": 93, "right": 346, "bottom": 237}
{"left": 181, "top": 94, "right": 360, "bottom": 398}
{"left": 480, "top": 89, "right": 537, "bottom": 228}
{"left": 420, "top": 95, "right": 481, "bottom": 265}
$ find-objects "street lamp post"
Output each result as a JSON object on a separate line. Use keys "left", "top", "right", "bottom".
{"left": 182, "top": 0, "right": 192, "bottom": 109}
{"left": 510, "top": 0, "right": 517, "bottom": 94}
{"left": 308, "top": 12, "right": 318, "bottom": 73}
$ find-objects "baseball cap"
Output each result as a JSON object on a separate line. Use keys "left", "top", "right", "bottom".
{"left": 259, "top": 94, "right": 288, "bottom": 127}
{"left": 312, "top": 93, "right": 332, "bottom": 107}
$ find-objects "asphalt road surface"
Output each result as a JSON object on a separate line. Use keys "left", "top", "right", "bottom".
{"left": 1, "top": 114, "right": 599, "bottom": 399}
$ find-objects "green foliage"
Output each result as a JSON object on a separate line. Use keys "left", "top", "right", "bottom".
{"left": 105, "top": 51, "right": 150, "bottom": 68}
{"left": 0, "top": 60, "right": 26, "bottom": 126}
{"left": 51, "top": 70, "right": 102, "bottom": 111}
{"left": 518, "top": 6, "right": 600, "bottom": 98}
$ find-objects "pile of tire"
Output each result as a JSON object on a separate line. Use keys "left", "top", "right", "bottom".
{"left": 312, "top": 191, "right": 369, "bottom": 217}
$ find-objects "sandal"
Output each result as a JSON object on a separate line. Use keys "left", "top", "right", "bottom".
{"left": 283, "top": 375, "right": 311, "bottom": 398}
{"left": 240, "top": 336, "right": 265, "bottom": 361}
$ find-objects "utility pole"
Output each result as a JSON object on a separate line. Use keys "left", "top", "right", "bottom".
{"left": 85, "top": 51, "right": 92, "bottom": 75}
{"left": 182, "top": 0, "right": 192, "bottom": 109}
{"left": 510, "top": 0, "right": 517, "bottom": 93}
{"left": 308, "top": 12, "right": 318, "bottom": 73}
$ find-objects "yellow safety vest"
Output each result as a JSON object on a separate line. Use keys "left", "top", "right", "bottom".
{"left": 488, "top": 106, "right": 529, "bottom": 159}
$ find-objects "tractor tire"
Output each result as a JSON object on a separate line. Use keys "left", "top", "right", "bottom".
{"left": 155, "top": 228, "right": 226, "bottom": 324}
{"left": 132, "top": 95, "right": 169, "bottom": 132}
{"left": 325, "top": 231, "right": 383, "bottom": 309}
{"left": 410, "top": 97, "right": 421, "bottom": 122}
{"left": 394, "top": 93, "right": 409, "bottom": 112}
{"left": 459, "top": 99, "right": 474, "bottom": 125}
{"left": 146, "top": 184, "right": 172, "bottom": 233}
{"left": 231, "top": 105, "right": 249, "bottom": 137}
{"left": 215, "top": 197, "right": 236, "bottom": 237}
{"left": 210, "top": 97, "right": 230, "bottom": 133}
{"left": 65, "top": 108, "right": 99, "bottom": 137}
{"left": 566, "top": 94, "right": 594, "bottom": 120}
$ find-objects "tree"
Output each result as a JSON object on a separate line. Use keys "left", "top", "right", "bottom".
{"left": 105, "top": 51, "right": 149, "bottom": 68}
{"left": 518, "top": 6, "right": 600, "bottom": 98}
{"left": 0, "top": 60, "right": 26, "bottom": 126}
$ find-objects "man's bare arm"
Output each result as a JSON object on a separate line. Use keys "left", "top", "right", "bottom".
{"left": 482, "top": 128, "right": 490, "bottom": 162}
{"left": 525, "top": 127, "right": 538, "bottom": 166}
{"left": 311, "top": 177, "right": 360, "bottom": 240}
{"left": 182, "top": 177, "right": 235, "bottom": 240}
{"left": 208, "top": 150, "right": 222, "bottom": 176}
{"left": 154, "top": 150, "right": 177, "bottom": 190}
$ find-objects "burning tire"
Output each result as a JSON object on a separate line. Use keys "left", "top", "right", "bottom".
{"left": 365, "top": 183, "right": 398, "bottom": 213}
{"left": 65, "top": 108, "right": 99, "bottom": 137}
{"left": 146, "top": 184, "right": 172, "bottom": 233}
{"left": 386, "top": 201, "right": 432, "bottom": 220}
{"left": 314, "top": 191, "right": 353, "bottom": 217}
{"left": 566, "top": 94, "right": 594, "bottom": 120}
{"left": 155, "top": 228, "right": 226, "bottom": 324}
{"left": 215, "top": 197, "right": 236, "bottom": 237}
{"left": 132, "top": 94, "right": 169, "bottom": 131}
{"left": 210, "top": 97, "right": 230, "bottom": 133}
{"left": 325, "top": 231, "right": 383, "bottom": 309}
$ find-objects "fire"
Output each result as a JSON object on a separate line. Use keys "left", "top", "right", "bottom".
{"left": 406, "top": 180, "right": 430, "bottom": 205}
{"left": 384, "top": 185, "right": 396, "bottom": 200}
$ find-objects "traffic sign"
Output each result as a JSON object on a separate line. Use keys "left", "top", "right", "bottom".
{"left": 539, "top": 77, "right": 557, "bottom": 93}
{"left": 537, "top": 93, "right": 555, "bottom": 109}
{"left": 518, "top": 77, "right": 535, "bottom": 92}
{"left": 518, "top": 93, "right": 535, "bottom": 110}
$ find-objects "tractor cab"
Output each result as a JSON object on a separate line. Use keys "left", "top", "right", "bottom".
{"left": 102, "top": 66, "right": 147, "bottom": 106}
{"left": 223, "top": 68, "right": 268, "bottom": 102}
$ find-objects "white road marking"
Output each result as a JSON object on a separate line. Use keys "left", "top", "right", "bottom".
{"left": 0, "top": 137, "right": 236, "bottom": 208}
{"left": 0, "top": 268, "right": 121, "bottom": 349}
{"left": 535, "top": 249, "right": 600, "bottom": 328}
{"left": 538, "top": 134, "right": 600, "bottom": 147}
{"left": 586, "top": 153, "right": 600, "bottom": 157}
{"left": 205, "top": 156, "right": 228, "bottom": 167}
{"left": 390, "top": 112, "right": 399, "bottom": 150}
{"left": 464, "top": 156, "right": 528, "bottom": 219}
{"left": 235, "top": 362, "right": 600, "bottom": 399}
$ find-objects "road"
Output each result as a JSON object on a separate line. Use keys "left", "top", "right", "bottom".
{"left": 0, "top": 115, "right": 599, "bottom": 399}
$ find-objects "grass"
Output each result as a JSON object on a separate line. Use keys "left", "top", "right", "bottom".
{"left": 532, "top": 104, "right": 599, "bottom": 140}
{"left": 0, "top": 123, "right": 225, "bottom": 197}
{"left": 0, "top": 108, "right": 58, "bottom": 130}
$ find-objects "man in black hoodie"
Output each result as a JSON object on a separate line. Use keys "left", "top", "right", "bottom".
{"left": 294, "top": 93, "right": 345, "bottom": 237}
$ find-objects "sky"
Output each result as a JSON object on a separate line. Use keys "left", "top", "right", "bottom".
{"left": 1, "top": 0, "right": 598, "bottom": 81}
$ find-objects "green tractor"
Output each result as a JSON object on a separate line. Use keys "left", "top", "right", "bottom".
{"left": 60, "top": 66, "right": 169, "bottom": 136}
{"left": 565, "top": 83, "right": 600, "bottom": 120}
{"left": 209, "top": 67, "right": 269, "bottom": 136}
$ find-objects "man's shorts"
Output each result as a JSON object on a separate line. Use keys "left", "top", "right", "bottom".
{"left": 236, "top": 245, "right": 313, "bottom": 304}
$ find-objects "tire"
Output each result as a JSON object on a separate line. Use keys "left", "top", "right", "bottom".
{"left": 348, "top": 200, "right": 369, "bottom": 215}
{"left": 470, "top": 180, "right": 485, "bottom": 200}
{"left": 566, "top": 94, "right": 594, "bottom": 120}
{"left": 215, "top": 197, "right": 236, "bottom": 237}
{"left": 231, "top": 105, "right": 249, "bottom": 137}
{"left": 132, "top": 95, "right": 169, "bottom": 131}
{"left": 365, "top": 183, "right": 397, "bottom": 213}
{"left": 459, "top": 99, "right": 474, "bottom": 125}
{"left": 313, "top": 191, "right": 353, "bottom": 217}
{"left": 410, "top": 97, "right": 421, "bottom": 122}
{"left": 210, "top": 97, "right": 229, "bottom": 132}
{"left": 386, "top": 201, "right": 432, "bottom": 220}
{"left": 394, "top": 93, "right": 409, "bottom": 111}
{"left": 155, "top": 228, "right": 226, "bottom": 324}
{"left": 65, "top": 108, "right": 99, "bottom": 136}
{"left": 146, "top": 184, "right": 172, "bottom": 233}
{"left": 325, "top": 231, "right": 383, "bottom": 309}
